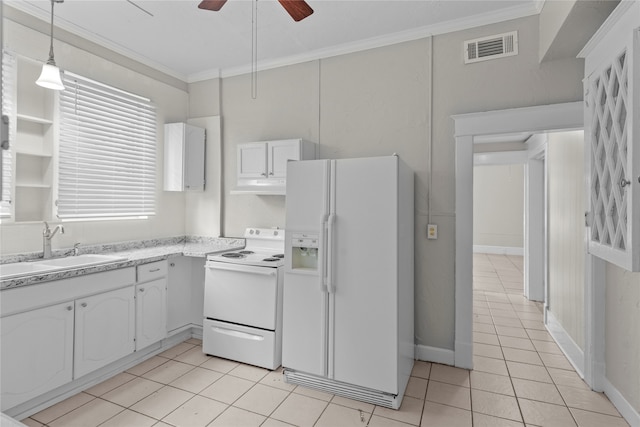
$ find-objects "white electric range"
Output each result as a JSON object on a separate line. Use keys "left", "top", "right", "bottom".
{"left": 203, "top": 228, "right": 285, "bottom": 370}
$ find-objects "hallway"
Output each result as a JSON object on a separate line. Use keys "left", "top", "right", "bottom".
{"left": 471, "top": 253, "right": 628, "bottom": 426}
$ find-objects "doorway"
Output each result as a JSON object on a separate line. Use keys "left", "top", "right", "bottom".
{"left": 451, "top": 102, "right": 589, "bottom": 373}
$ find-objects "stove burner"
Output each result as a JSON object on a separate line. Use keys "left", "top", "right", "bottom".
{"left": 262, "top": 257, "right": 280, "bottom": 262}
{"left": 221, "top": 252, "right": 245, "bottom": 258}
{"left": 239, "top": 250, "right": 254, "bottom": 255}
{"left": 272, "top": 254, "right": 284, "bottom": 259}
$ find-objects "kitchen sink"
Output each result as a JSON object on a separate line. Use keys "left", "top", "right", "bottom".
{"left": 1, "top": 254, "right": 127, "bottom": 281}
{"left": 0, "top": 262, "right": 55, "bottom": 279}
{"left": 39, "top": 254, "right": 127, "bottom": 268}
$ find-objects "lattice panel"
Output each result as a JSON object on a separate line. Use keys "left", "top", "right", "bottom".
{"left": 588, "top": 49, "right": 629, "bottom": 252}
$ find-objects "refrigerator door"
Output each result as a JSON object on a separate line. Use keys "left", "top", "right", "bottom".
{"left": 330, "top": 156, "right": 399, "bottom": 394}
{"left": 282, "top": 159, "right": 330, "bottom": 377}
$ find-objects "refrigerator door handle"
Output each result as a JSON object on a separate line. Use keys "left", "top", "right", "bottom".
{"left": 320, "top": 214, "right": 329, "bottom": 293}
{"left": 326, "top": 213, "right": 336, "bottom": 294}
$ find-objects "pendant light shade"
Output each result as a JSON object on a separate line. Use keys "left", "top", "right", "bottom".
{"left": 36, "top": 0, "right": 64, "bottom": 91}
{"left": 36, "top": 62, "right": 64, "bottom": 90}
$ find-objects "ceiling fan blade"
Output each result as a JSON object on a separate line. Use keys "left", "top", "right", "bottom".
{"left": 198, "top": 0, "right": 227, "bottom": 11}
{"left": 277, "top": 0, "right": 314, "bottom": 21}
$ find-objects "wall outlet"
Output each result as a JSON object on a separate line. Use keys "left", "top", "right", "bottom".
{"left": 427, "top": 224, "right": 438, "bottom": 240}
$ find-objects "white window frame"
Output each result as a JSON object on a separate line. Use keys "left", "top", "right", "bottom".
{"left": 57, "top": 72, "right": 157, "bottom": 221}
{"left": 1, "top": 51, "right": 16, "bottom": 220}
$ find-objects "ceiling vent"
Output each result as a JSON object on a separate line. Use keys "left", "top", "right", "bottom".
{"left": 464, "top": 31, "right": 518, "bottom": 64}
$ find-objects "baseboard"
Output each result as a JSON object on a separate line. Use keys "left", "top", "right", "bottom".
{"left": 602, "top": 376, "right": 640, "bottom": 427}
{"left": 454, "top": 340, "right": 473, "bottom": 369}
{"left": 545, "top": 309, "right": 585, "bottom": 377}
{"left": 415, "top": 344, "right": 455, "bottom": 366}
{"left": 473, "top": 245, "right": 524, "bottom": 256}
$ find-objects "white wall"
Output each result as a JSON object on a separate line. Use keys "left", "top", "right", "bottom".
{"left": 605, "top": 263, "right": 640, "bottom": 414}
{"left": 427, "top": 16, "right": 583, "bottom": 350}
{"left": 1, "top": 19, "right": 191, "bottom": 255}
{"left": 473, "top": 164, "right": 524, "bottom": 250}
{"left": 547, "top": 130, "right": 585, "bottom": 349}
{"left": 218, "top": 15, "right": 585, "bottom": 351}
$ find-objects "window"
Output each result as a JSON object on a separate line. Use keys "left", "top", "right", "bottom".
{"left": 57, "top": 72, "right": 157, "bottom": 220}
{"left": 1, "top": 52, "right": 15, "bottom": 219}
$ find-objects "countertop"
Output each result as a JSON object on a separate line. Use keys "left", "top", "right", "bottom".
{"left": 0, "top": 236, "right": 244, "bottom": 290}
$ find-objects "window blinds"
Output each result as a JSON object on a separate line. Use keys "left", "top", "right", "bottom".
{"left": 58, "top": 72, "right": 157, "bottom": 219}
{"left": 1, "top": 52, "right": 15, "bottom": 219}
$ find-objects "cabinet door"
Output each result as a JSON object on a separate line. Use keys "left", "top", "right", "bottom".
{"left": 268, "top": 140, "right": 300, "bottom": 179}
{"left": 1, "top": 302, "right": 74, "bottom": 411}
{"left": 74, "top": 287, "right": 135, "bottom": 378}
{"left": 136, "top": 278, "right": 167, "bottom": 350}
{"left": 237, "top": 142, "right": 267, "bottom": 179}
{"left": 583, "top": 3, "right": 640, "bottom": 271}
{"left": 167, "top": 257, "right": 192, "bottom": 333}
{"left": 184, "top": 125, "right": 206, "bottom": 191}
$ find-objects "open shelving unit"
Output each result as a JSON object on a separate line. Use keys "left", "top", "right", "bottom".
{"left": 12, "top": 55, "right": 57, "bottom": 222}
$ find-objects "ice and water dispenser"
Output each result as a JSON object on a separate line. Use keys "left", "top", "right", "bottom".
{"left": 291, "top": 233, "right": 319, "bottom": 271}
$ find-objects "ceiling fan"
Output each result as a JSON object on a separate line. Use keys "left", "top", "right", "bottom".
{"left": 198, "top": 0, "right": 314, "bottom": 22}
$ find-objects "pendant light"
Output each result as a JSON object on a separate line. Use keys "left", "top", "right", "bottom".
{"left": 36, "top": 0, "right": 64, "bottom": 91}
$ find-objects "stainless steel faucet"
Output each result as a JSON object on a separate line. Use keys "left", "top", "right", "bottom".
{"left": 43, "top": 221, "right": 64, "bottom": 259}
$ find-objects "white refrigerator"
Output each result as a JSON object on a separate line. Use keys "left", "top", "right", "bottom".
{"left": 282, "top": 155, "right": 414, "bottom": 409}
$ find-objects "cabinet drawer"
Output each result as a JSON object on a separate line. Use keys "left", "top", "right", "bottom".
{"left": 137, "top": 261, "right": 167, "bottom": 283}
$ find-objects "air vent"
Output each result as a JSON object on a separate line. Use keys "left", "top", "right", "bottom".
{"left": 464, "top": 31, "right": 518, "bottom": 64}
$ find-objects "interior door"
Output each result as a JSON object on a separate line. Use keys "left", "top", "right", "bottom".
{"left": 330, "top": 156, "right": 399, "bottom": 393}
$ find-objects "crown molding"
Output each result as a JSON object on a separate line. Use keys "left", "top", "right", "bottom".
{"left": 5, "top": 0, "right": 541, "bottom": 84}
{"left": 213, "top": 2, "right": 540, "bottom": 80}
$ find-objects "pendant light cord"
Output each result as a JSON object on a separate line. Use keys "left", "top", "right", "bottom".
{"left": 47, "top": 0, "right": 56, "bottom": 65}
{"left": 251, "top": 0, "right": 258, "bottom": 99}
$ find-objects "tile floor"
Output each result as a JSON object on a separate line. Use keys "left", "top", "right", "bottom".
{"left": 20, "top": 254, "right": 629, "bottom": 427}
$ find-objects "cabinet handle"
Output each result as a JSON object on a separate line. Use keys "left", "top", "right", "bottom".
{"left": 269, "top": 172, "right": 274, "bottom": 176}
{"left": 66, "top": 305, "right": 73, "bottom": 311}
{"left": 621, "top": 178, "right": 631, "bottom": 189}
{"left": 139, "top": 287, "right": 145, "bottom": 292}
{"left": 81, "top": 302, "right": 87, "bottom": 308}
{"left": 261, "top": 172, "right": 267, "bottom": 177}
{"left": 148, "top": 268, "right": 161, "bottom": 273}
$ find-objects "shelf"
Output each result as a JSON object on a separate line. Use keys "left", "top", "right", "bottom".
{"left": 16, "top": 183, "right": 52, "bottom": 189}
{"left": 17, "top": 113, "right": 53, "bottom": 125}
{"left": 16, "top": 149, "right": 53, "bottom": 158}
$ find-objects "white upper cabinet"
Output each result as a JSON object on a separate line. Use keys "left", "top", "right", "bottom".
{"left": 235, "top": 139, "right": 316, "bottom": 195}
{"left": 580, "top": 1, "right": 640, "bottom": 271}
{"left": 164, "top": 122, "right": 206, "bottom": 191}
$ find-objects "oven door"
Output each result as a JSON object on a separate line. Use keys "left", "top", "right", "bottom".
{"left": 204, "top": 261, "right": 279, "bottom": 330}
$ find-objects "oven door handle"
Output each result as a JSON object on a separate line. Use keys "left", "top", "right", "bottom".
{"left": 206, "top": 262, "right": 277, "bottom": 276}
{"left": 212, "top": 326, "right": 265, "bottom": 341}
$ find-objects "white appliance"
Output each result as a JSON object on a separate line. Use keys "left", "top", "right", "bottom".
{"left": 282, "top": 155, "right": 414, "bottom": 409}
{"left": 203, "top": 228, "right": 285, "bottom": 370}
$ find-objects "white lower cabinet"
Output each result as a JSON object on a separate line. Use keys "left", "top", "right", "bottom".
{"left": 0, "top": 302, "right": 74, "bottom": 411}
{"left": 74, "top": 286, "right": 136, "bottom": 378}
{"left": 135, "top": 261, "right": 167, "bottom": 350}
{"left": 136, "top": 279, "right": 167, "bottom": 350}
